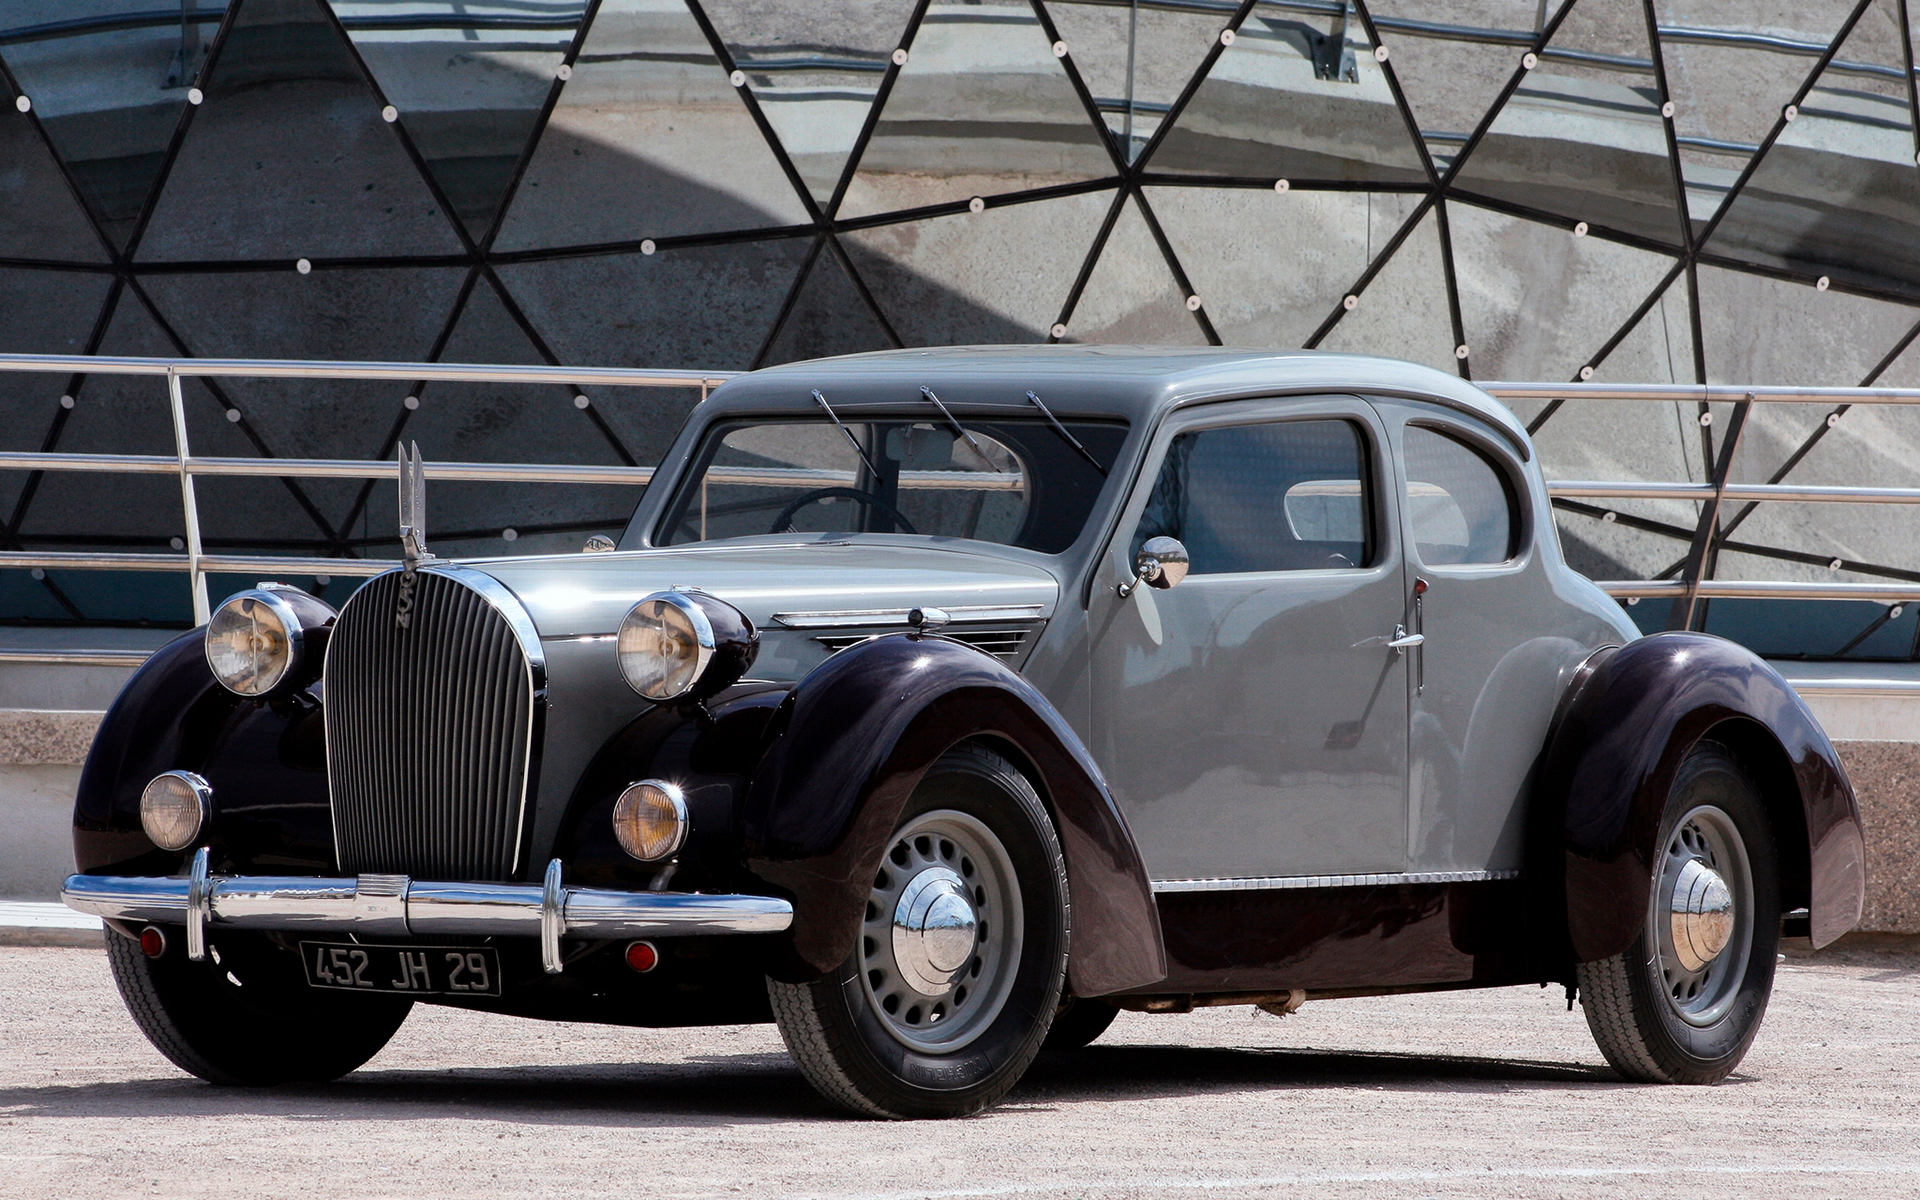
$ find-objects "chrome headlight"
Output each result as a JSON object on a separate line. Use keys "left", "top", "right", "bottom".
{"left": 141, "top": 770, "right": 211, "bottom": 851}
{"left": 616, "top": 590, "right": 758, "bottom": 702}
{"left": 205, "top": 585, "right": 334, "bottom": 696}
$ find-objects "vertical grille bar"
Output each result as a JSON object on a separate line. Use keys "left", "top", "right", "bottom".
{"left": 325, "top": 570, "right": 535, "bottom": 881}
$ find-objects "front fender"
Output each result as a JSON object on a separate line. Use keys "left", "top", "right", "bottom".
{"left": 1541, "top": 632, "right": 1864, "bottom": 961}
{"left": 741, "top": 634, "right": 1166, "bottom": 997}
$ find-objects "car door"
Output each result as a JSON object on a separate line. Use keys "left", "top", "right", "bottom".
{"left": 1087, "top": 397, "right": 1410, "bottom": 883}
{"left": 1374, "top": 401, "right": 1568, "bottom": 875}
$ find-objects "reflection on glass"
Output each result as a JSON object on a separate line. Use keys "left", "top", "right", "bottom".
{"left": 1041, "top": 0, "right": 1224, "bottom": 162}
{"left": 331, "top": 0, "right": 585, "bottom": 239}
{"left": 1314, "top": 202, "right": 1456, "bottom": 372}
{"left": 659, "top": 416, "right": 1125, "bottom": 553}
{"left": 1403, "top": 426, "right": 1516, "bottom": 563}
{"left": 1701, "top": 0, "right": 1920, "bottom": 301}
{"left": 0, "top": 0, "right": 232, "bottom": 246}
{"left": 759, "top": 242, "right": 897, "bottom": 365}
{"left": 1364, "top": 1, "right": 1538, "bottom": 175}
{"left": 700, "top": 0, "right": 914, "bottom": 207}
{"left": 1448, "top": 0, "right": 1683, "bottom": 247}
{"left": 1149, "top": 1, "right": 1426, "bottom": 184}
{"left": 838, "top": 1, "right": 1115, "bottom": 220}
{"left": 0, "top": 104, "right": 109, "bottom": 260}
{"left": 492, "top": 0, "right": 810, "bottom": 251}
{"left": 1058, "top": 193, "right": 1205, "bottom": 345}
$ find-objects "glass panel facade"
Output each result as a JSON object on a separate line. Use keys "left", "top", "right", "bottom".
{"left": 2, "top": 0, "right": 1919, "bottom": 658}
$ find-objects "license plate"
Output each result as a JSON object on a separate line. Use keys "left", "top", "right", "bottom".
{"left": 300, "top": 942, "right": 501, "bottom": 997}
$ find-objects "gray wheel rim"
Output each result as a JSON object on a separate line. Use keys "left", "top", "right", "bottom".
{"left": 1650, "top": 803, "right": 1754, "bottom": 1028}
{"left": 859, "top": 808, "right": 1024, "bottom": 1053}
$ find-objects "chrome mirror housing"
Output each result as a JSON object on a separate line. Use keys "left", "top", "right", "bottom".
{"left": 1118, "top": 536, "right": 1189, "bottom": 598}
{"left": 582, "top": 535, "right": 617, "bottom": 553}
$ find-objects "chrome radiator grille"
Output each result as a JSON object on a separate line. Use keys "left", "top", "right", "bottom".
{"left": 325, "top": 570, "right": 535, "bottom": 881}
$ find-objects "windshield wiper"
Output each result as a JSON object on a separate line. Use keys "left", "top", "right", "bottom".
{"left": 918, "top": 387, "right": 988, "bottom": 460}
{"left": 812, "top": 388, "right": 882, "bottom": 482}
{"left": 1025, "top": 390, "right": 1108, "bottom": 477}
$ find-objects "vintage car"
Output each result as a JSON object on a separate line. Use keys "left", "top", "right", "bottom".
{"left": 65, "top": 347, "right": 1865, "bottom": 1118}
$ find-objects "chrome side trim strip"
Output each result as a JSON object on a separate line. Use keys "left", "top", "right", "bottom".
{"left": 1150, "top": 868, "right": 1521, "bottom": 893}
{"left": 772, "top": 603, "right": 1047, "bottom": 628}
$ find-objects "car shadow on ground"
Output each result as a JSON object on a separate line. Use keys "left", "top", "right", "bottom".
{"left": 0, "top": 1041, "right": 1625, "bottom": 1127}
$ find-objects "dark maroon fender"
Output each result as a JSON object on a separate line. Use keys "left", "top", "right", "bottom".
{"left": 740, "top": 633, "right": 1167, "bottom": 998}
{"left": 1540, "top": 632, "right": 1865, "bottom": 960}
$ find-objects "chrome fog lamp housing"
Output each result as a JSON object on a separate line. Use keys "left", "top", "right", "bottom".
{"left": 205, "top": 584, "right": 336, "bottom": 696}
{"left": 616, "top": 589, "right": 758, "bottom": 701}
{"left": 612, "top": 779, "right": 690, "bottom": 861}
{"left": 141, "top": 770, "right": 212, "bottom": 852}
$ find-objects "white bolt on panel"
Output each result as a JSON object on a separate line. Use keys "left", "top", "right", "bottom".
{"left": 1273, "top": 178, "right": 1290, "bottom": 193}
{"left": 1219, "top": 29, "right": 1235, "bottom": 46}
{"left": 295, "top": 258, "right": 312, "bottom": 274}
{"left": 14, "top": 95, "right": 29, "bottom": 113}
{"left": 556, "top": 63, "right": 572, "bottom": 81}
{"left": 892, "top": 48, "right": 908, "bottom": 66}
{"left": 1454, "top": 344, "right": 1469, "bottom": 360}
{"left": 1816, "top": 276, "right": 1831, "bottom": 291}
{"left": 968, "top": 197, "right": 985, "bottom": 214}
{"left": 1573, "top": 221, "right": 1589, "bottom": 236}
{"left": 1050, "top": 323, "right": 1067, "bottom": 339}
{"left": 574, "top": 395, "right": 591, "bottom": 409}
{"left": 188, "top": 88, "right": 204, "bottom": 106}
{"left": 1373, "top": 45, "right": 1389, "bottom": 62}
{"left": 640, "top": 239, "right": 656, "bottom": 255}
{"left": 730, "top": 70, "right": 746, "bottom": 87}
{"left": 1052, "top": 41, "right": 1067, "bottom": 58}
{"left": 1579, "top": 365, "right": 1595, "bottom": 380}
{"left": 1522, "top": 52, "right": 1537, "bottom": 70}
{"left": 382, "top": 105, "right": 397, "bottom": 123}
{"left": 1185, "top": 295, "right": 1202, "bottom": 311}
{"left": 1342, "top": 294, "right": 1358, "bottom": 311}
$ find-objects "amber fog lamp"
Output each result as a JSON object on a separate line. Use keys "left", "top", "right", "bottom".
{"left": 140, "top": 770, "right": 212, "bottom": 852}
{"left": 616, "top": 589, "right": 758, "bottom": 701}
{"left": 205, "top": 584, "right": 336, "bottom": 696}
{"left": 612, "top": 780, "right": 689, "bottom": 861}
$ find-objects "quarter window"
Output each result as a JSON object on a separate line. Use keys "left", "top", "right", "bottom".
{"left": 1402, "top": 426, "right": 1518, "bottom": 565}
{"left": 1135, "top": 419, "right": 1373, "bottom": 574}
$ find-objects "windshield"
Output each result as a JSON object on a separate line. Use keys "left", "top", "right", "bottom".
{"left": 657, "top": 416, "right": 1127, "bottom": 553}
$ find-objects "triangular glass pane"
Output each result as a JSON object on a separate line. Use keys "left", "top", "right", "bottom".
{"left": 1448, "top": 201, "right": 1679, "bottom": 382}
{"left": 699, "top": 0, "right": 916, "bottom": 207}
{"left": 0, "top": 104, "right": 110, "bottom": 262}
{"left": 1450, "top": 0, "right": 1686, "bottom": 248}
{"left": 1703, "top": 0, "right": 1920, "bottom": 301}
{"left": 1040, "top": 0, "right": 1225, "bottom": 162}
{"left": 1148, "top": 1, "right": 1427, "bottom": 185}
{"left": 1314, "top": 202, "right": 1456, "bottom": 369}
{"left": 1146, "top": 186, "right": 1398, "bottom": 349}
{"left": 137, "top": 0, "right": 464, "bottom": 260}
{"left": 1582, "top": 266, "right": 1696, "bottom": 385}
{"left": 492, "top": 237, "right": 813, "bottom": 370}
{"left": 1654, "top": 0, "right": 1858, "bottom": 228}
{"left": 0, "top": 1, "right": 231, "bottom": 250}
{"left": 841, "top": 190, "right": 1111, "bottom": 345}
{"left": 1366, "top": 1, "right": 1539, "bottom": 174}
{"left": 1057, "top": 194, "right": 1206, "bottom": 344}
{"left": 837, "top": 1, "right": 1116, "bottom": 221}
{"left": 760, "top": 241, "right": 898, "bottom": 365}
{"left": 330, "top": 0, "right": 588, "bottom": 240}
{"left": 398, "top": 276, "right": 644, "bottom": 558}
{"left": 493, "top": 0, "right": 811, "bottom": 252}
{"left": 1697, "top": 262, "right": 1920, "bottom": 388}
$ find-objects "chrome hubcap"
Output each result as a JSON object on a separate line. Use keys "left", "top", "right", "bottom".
{"left": 860, "top": 809, "right": 1023, "bottom": 1052}
{"left": 1652, "top": 804, "right": 1753, "bottom": 1027}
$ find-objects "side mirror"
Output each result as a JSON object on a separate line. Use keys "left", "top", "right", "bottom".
{"left": 1118, "top": 536, "right": 1189, "bottom": 598}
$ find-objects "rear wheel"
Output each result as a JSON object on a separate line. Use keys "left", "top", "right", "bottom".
{"left": 1577, "top": 741, "right": 1779, "bottom": 1084}
{"left": 106, "top": 928, "right": 411, "bottom": 1085}
{"left": 768, "top": 744, "right": 1069, "bottom": 1118}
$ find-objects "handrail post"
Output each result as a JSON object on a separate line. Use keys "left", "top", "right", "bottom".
{"left": 1668, "top": 393, "right": 1752, "bottom": 632}
{"left": 167, "top": 366, "right": 210, "bottom": 625}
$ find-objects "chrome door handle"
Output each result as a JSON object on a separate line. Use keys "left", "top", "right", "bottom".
{"left": 1386, "top": 626, "right": 1425, "bottom": 651}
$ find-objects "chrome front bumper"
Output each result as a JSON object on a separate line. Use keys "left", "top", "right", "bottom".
{"left": 62, "top": 849, "right": 793, "bottom": 975}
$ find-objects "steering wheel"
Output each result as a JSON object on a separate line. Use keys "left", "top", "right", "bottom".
{"left": 770, "top": 487, "right": 919, "bottom": 535}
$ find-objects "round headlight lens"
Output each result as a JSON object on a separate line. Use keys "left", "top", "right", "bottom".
{"left": 205, "top": 590, "right": 301, "bottom": 695}
{"left": 617, "top": 593, "right": 715, "bottom": 700}
{"left": 612, "top": 780, "right": 689, "bottom": 861}
{"left": 140, "top": 771, "right": 211, "bottom": 852}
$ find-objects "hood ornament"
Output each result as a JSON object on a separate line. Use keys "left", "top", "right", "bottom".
{"left": 396, "top": 442, "right": 434, "bottom": 628}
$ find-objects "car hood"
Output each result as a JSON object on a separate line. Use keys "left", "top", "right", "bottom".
{"left": 466, "top": 539, "right": 1061, "bottom": 639}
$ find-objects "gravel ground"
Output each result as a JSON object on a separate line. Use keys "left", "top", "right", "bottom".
{"left": 2, "top": 942, "right": 1916, "bottom": 1199}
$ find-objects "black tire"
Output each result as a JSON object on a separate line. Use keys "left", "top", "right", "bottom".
{"left": 1041, "top": 997, "right": 1119, "bottom": 1052}
{"left": 1576, "top": 741, "right": 1779, "bottom": 1084}
{"left": 105, "top": 928, "right": 412, "bottom": 1085}
{"left": 768, "top": 744, "right": 1069, "bottom": 1118}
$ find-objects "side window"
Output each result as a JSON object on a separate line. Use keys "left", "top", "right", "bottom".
{"left": 1134, "top": 419, "right": 1372, "bottom": 574}
{"left": 1402, "top": 425, "right": 1518, "bottom": 565}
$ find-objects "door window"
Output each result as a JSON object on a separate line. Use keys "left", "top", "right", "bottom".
{"left": 1403, "top": 426, "right": 1518, "bottom": 565}
{"left": 1134, "top": 419, "right": 1373, "bottom": 573}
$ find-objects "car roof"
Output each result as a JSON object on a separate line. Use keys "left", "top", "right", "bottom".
{"left": 701, "top": 345, "right": 1531, "bottom": 459}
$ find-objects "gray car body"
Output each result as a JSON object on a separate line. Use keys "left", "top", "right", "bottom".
{"left": 467, "top": 346, "right": 1638, "bottom": 888}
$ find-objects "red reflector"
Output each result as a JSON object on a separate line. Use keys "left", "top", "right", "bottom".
{"left": 139, "top": 926, "right": 166, "bottom": 958}
{"left": 624, "top": 941, "right": 659, "bottom": 973}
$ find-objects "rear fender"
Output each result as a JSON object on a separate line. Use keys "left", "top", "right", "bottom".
{"left": 741, "top": 634, "right": 1166, "bottom": 997}
{"left": 1540, "top": 632, "right": 1863, "bottom": 961}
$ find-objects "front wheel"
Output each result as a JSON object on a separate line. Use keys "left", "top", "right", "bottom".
{"left": 1576, "top": 740, "right": 1779, "bottom": 1084}
{"left": 768, "top": 744, "right": 1069, "bottom": 1118}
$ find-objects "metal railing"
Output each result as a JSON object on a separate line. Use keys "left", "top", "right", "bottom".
{"left": 1, "top": 355, "right": 1919, "bottom": 649}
